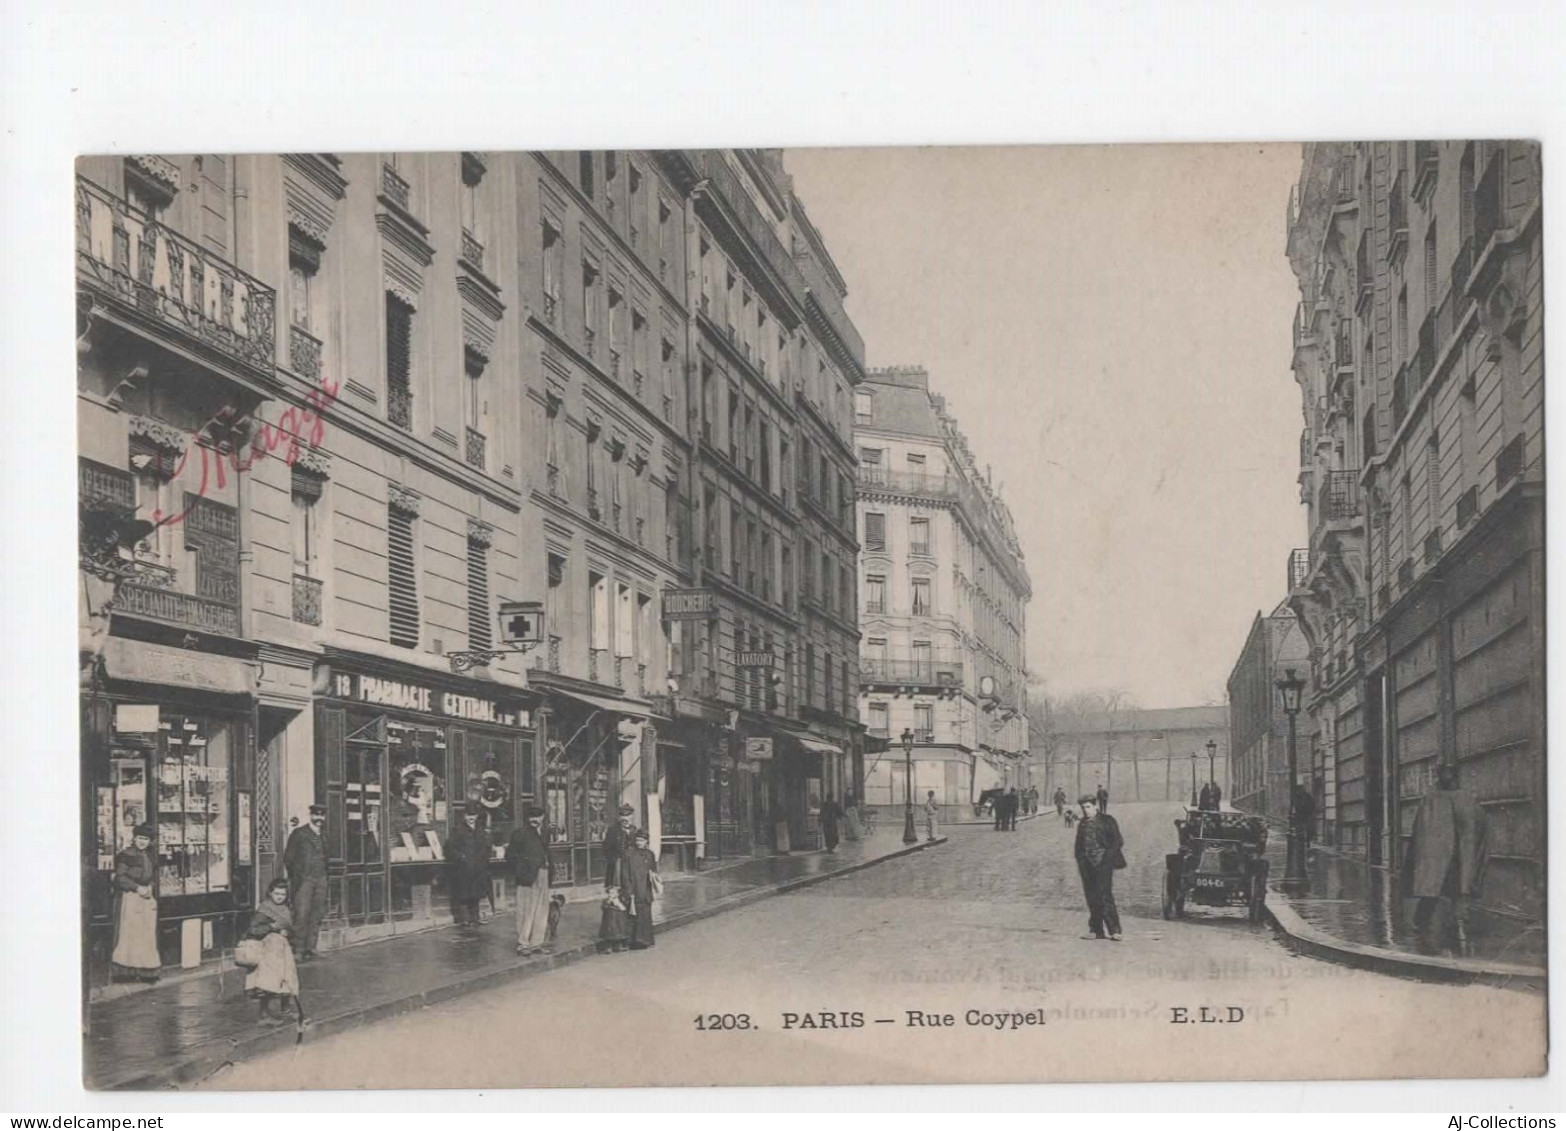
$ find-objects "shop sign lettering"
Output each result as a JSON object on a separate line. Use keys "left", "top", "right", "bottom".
{"left": 330, "top": 672, "right": 531, "bottom": 728}
{"left": 662, "top": 588, "right": 713, "bottom": 620}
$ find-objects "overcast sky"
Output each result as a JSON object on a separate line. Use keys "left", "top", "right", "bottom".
{"left": 786, "top": 144, "right": 1305, "bottom": 709}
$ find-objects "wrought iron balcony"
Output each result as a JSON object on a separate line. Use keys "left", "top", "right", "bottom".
{"left": 633, "top": 368, "right": 645, "bottom": 396}
{"left": 387, "top": 383, "right": 412, "bottom": 431}
{"left": 913, "top": 728, "right": 936, "bottom": 744}
{"left": 548, "top": 635, "right": 562, "bottom": 672}
{"left": 460, "top": 227, "right": 485, "bottom": 271}
{"left": 1287, "top": 547, "right": 1311, "bottom": 591}
{"left": 542, "top": 291, "right": 559, "bottom": 325}
{"left": 1318, "top": 469, "right": 1362, "bottom": 522}
{"left": 689, "top": 150, "right": 811, "bottom": 308}
{"left": 465, "top": 426, "right": 486, "bottom": 470}
{"left": 589, "top": 648, "right": 606, "bottom": 683}
{"left": 76, "top": 176, "right": 277, "bottom": 375}
{"left": 859, "top": 657, "right": 964, "bottom": 688}
{"left": 1332, "top": 154, "right": 1357, "bottom": 205}
{"left": 292, "top": 573, "right": 322, "bottom": 625}
{"left": 289, "top": 323, "right": 322, "bottom": 381}
{"left": 584, "top": 326, "right": 596, "bottom": 358}
{"left": 546, "top": 463, "right": 562, "bottom": 498}
{"left": 587, "top": 486, "right": 601, "bottom": 521}
{"left": 380, "top": 163, "right": 411, "bottom": 212}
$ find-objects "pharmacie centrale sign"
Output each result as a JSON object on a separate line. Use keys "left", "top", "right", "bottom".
{"left": 329, "top": 671, "right": 532, "bottom": 728}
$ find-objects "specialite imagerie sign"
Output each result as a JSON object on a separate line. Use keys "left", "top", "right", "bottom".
{"left": 327, "top": 670, "right": 532, "bottom": 728}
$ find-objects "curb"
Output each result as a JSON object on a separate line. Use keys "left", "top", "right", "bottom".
{"left": 1264, "top": 886, "right": 1546, "bottom": 992}
{"left": 98, "top": 836, "right": 948, "bottom": 1091}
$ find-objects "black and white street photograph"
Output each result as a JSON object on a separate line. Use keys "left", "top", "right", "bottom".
{"left": 66, "top": 139, "right": 1546, "bottom": 1090}
{"left": 3, "top": 2, "right": 1561, "bottom": 1113}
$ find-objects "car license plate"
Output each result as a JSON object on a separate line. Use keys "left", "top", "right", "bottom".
{"left": 1195, "top": 877, "right": 1228, "bottom": 888}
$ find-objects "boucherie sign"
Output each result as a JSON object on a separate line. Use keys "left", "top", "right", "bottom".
{"left": 329, "top": 671, "right": 532, "bottom": 728}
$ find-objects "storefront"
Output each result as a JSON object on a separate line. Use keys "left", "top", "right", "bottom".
{"left": 82, "top": 636, "right": 259, "bottom": 988}
{"left": 531, "top": 674, "right": 661, "bottom": 888}
{"left": 311, "top": 651, "right": 536, "bottom": 946}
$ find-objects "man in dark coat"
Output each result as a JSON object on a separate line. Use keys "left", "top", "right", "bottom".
{"left": 602, "top": 803, "right": 636, "bottom": 888}
{"left": 1053, "top": 788, "right": 1067, "bottom": 818}
{"left": 445, "top": 802, "right": 492, "bottom": 929}
{"left": 506, "top": 804, "right": 552, "bottom": 955}
{"left": 1403, "top": 764, "right": 1488, "bottom": 953}
{"left": 1292, "top": 783, "right": 1317, "bottom": 846}
{"left": 283, "top": 803, "right": 329, "bottom": 959}
{"left": 1073, "top": 794, "right": 1125, "bottom": 941}
{"left": 1096, "top": 784, "right": 1109, "bottom": 814}
{"left": 1198, "top": 782, "right": 1217, "bottom": 812}
{"left": 1003, "top": 787, "right": 1019, "bottom": 831}
{"left": 819, "top": 795, "right": 845, "bottom": 853}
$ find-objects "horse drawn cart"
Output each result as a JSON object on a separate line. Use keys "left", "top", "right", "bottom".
{"left": 1161, "top": 808, "right": 1271, "bottom": 923}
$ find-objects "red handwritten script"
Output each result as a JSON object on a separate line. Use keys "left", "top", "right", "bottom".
{"left": 147, "top": 377, "right": 341, "bottom": 530}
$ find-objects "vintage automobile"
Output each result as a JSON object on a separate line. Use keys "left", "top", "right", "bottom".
{"left": 1161, "top": 808, "right": 1271, "bottom": 923}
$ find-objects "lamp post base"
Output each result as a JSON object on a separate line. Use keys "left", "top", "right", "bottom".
{"left": 902, "top": 805, "right": 918, "bottom": 845}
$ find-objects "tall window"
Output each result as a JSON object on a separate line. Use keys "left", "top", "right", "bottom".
{"left": 615, "top": 582, "right": 634, "bottom": 658}
{"left": 288, "top": 230, "right": 320, "bottom": 332}
{"left": 759, "top": 421, "right": 772, "bottom": 491}
{"left": 864, "top": 512, "right": 886, "bottom": 552}
{"left": 914, "top": 702, "right": 933, "bottom": 739}
{"left": 660, "top": 338, "right": 676, "bottom": 419}
{"left": 460, "top": 152, "right": 486, "bottom": 257}
{"left": 578, "top": 152, "right": 595, "bottom": 197}
{"left": 910, "top": 517, "right": 930, "bottom": 556}
{"left": 387, "top": 502, "right": 419, "bottom": 648}
{"left": 865, "top": 573, "right": 886, "bottom": 613}
{"left": 385, "top": 293, "right": 413, "bottom": 430}
{"left": 607, "top": 286, "right": 623, "bottom": 377}
{"left": 911, "top": 576, "right": 931, "bottom": 616}
{"left": 869, "top": 701, "right": 888, "bottom": 735}
{"left": 657, "top": 197, "right": 672, "bottom": 281}
{"left": 541, "top": 220, "right": 562, "bottom": 323}
{"left": 467, "top": 535, "right": 491, "bottom": 650}
{"left": 582, "top": 261, "right": 600, "bottom": 357}
{"left": 781, "top": 543, "right": 793, "bottom": 609}
{"left": 464, "top": 351, "right": 486, "bottom": 469}
{"left": 912, "top": 639, "right": 933, "bottom": 677}
{"left": 1397, "top": 286, "right": 1409, "bottom": 365}
{"left": 1424, "top": 224, "right": 1438, "bottom": 303}
{"left": 854, "top": 391, "right": 873, "bottom": 424}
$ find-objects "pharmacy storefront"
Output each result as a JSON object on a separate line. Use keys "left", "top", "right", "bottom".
{"left": 311, "top": 652, "right": 537, "bottom": 947}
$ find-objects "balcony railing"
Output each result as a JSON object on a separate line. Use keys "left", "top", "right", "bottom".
{"left": 859, "top": 657, "right": 964, "bottom": 688}
{"left": 460, "top": 227, "right": 485, "bottom": 271}
{"left": 292, "top": 574, "right": 322, "bottom": 625}
{"left": 546, "top": 463, "right": 562, "bottom": 498}
{"left": 689, "top": 150, "right": 811, "bottom": 308}
{"left": 1332, "top": 154, "right": 1357, "bottom": 205}
{"left": 794, "top": 230, "right": 866, "bottom": 366}
{"left": 587, "top": 487, "right": 601, "bottom": 521}
{"left": 387, "top": 383, "right": 412, "bottom": 431}
{"left": 465, "top": 426, "right": 486, "bottom": 470}
{"left": 1318, "top": 469, "right": 1362, "bottom": 522}
{"left": 913, "top": 728, "right": 936, "bottom": 744}
{"left": 76, "top": 176, "right": 277, "bottom": 375}
{"left": 1292, "top": 301, "right": 1315, "bottom": 347}
{"left": 380, "top": 163, "right": 411, "bottom": 212}
{"left": 584, "top": 326, "right": 596, "bottom": 358}
{"left": 609, "top": 348, "right": 621, "bottom": 378}
{"left": 1287, "top": 547, "right": 1311, "bottom": 591}
{"left": 589, "top": 648, "right": 606, "bottom": 683}
{"left": 632, "top": 368, "right": 645, "bottom": 396}
{"left": 289, "top": 323, "right": 322, "bottom": 381}
{"left": 542, "top": 291, "right": 558, "bottom": 325}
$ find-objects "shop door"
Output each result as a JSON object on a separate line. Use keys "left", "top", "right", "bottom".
{"left": 319, "top": 709, "right": 388, "bottom": 927}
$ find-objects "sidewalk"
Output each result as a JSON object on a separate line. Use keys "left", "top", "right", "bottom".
{"left": 84, "top": 828, "right": 945, "bottom": 1090}
{"left": 1259, "top": 832, "right": 1545, "bottom": 989}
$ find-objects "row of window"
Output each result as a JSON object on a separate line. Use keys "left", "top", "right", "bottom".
{"left": 863, "top": 512, "right": 930, "bottom": 555}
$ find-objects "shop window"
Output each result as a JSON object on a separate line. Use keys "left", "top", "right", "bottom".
{"left": 153, "top": 713, "right": 234, "bottom": 896}
{"left": 388, "top": 502, "right": 419, "bottom": 648}
{"left": 387, "top": 721, "right": 449, "bottom": 870}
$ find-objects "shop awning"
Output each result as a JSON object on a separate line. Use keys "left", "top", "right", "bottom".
{"left": 793, "top": 735, "right": 842, "bottom": 756}
{"left": 104, "top": 638, "right": 256, "bottom": 697}
{"left": 549, "top": 686, "right": 669, "bottom": 722}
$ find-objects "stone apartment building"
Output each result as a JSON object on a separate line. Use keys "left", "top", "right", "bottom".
{"left": 1226, "top": 604, "right": 1312, "bottom": 822}
{"left": 76, "top": 148, "right": 866, "bottom": 985}
{"left": 1284, "top": 140, "right": 1543, "bottom": 923}
{"left": 854, "top": 366, "right": 1031, "bottom": 817}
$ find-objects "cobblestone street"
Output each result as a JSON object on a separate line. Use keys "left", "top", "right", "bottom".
{"left": 207, "top": 803, "right": 1544, "bottom": 1090}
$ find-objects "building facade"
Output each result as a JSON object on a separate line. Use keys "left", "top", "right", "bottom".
{"left": 854, "top": 367, "right": 1031, "bottom": 818}
{"left": 76, "top": 148, "right": 866, "bottom": 986}
{"left": 1284, "top": 141, "right": 1543, "bottom": 923}
{"left": 1226, "top": 606, "right": 1312, "bottom": 822}
{"left": 1037, "top": 705, "right": 1231, "bottom": 806}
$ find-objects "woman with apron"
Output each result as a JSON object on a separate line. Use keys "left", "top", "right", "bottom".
{"left": 111, "top": 824, "right": 160, "bottom": 983}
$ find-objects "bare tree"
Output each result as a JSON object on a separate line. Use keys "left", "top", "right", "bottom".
{"left": 1029, "top": 688, "right": 1139, "bottom": 802}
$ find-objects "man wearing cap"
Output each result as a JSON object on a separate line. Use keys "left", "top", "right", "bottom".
{"left": 603, "top": 803, "right": 636, "bottom": 889}
{"left": 1073, "top": 793, "right": 1125, "bottom": 941}
{"left": 284, "top": 804, "right": 329, "bottom": 960}
{"left": 445, "top": 801, "right": 493, "bottom": 930}
{"left": 506, "top": 804, "right": 553, "bottom": 955}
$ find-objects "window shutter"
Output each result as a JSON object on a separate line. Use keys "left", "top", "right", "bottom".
{"left": 467, "top": 538, "right": 491, "bottom": 651}
{"left": 865, "top": 512, "right": 886, "bottom": 551}
{"left": 388, "top": 503, "right": 419, "bottom": 648}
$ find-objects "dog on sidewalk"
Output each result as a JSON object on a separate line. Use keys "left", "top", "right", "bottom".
{"left": 545, "top": 894, "right": 566, "bottom": 944}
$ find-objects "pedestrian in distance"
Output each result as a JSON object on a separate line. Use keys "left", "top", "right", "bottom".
{"left": 1073, "top": 794, "right": 1125, "bottom": 941}
{"left": 1054, "top": 787, "right": 1067, "bottom": 820}
{"left": 1096, "top": 784, "right": 1109, "bottom": 814}
{"left": 1402, "top": 763, "right": 1489, "bottom": 956}
{"left": 1026, "top": 786, "right": 1040, "bottom": 815}
{"left": 1004, "top": 786, "right": 1019, "bottom": 831}
{"left": 842, "top": 790, "right": 865, "bottom": 842}
{"left": 992, "top": 789, "right": 1005, "bottom": 832}
{"left": 1292, "top": 783, "right": 1317, "bottom": 847}
{"left": 445, "top": 801, "right": 492, "bottom": 930}
{"left": 819, "top": 794, "right": 845, "bottom": 853}
{"left": 622, "top": 827, "right": 661, "bottom": 950}
{"left": 1197, "top": 781, "right": 1217, "bottom": 812}
{"left": 506, "top": 804, "right": 552, "bottom": 955}
{"left": 603, "top": 803, "right": 635, "bottom": 886}
{"left": 923, "top": 790, "right": 940, "bottom": 841}
{"left": 283, "top": 803, "right": 329, "bottom": 961}
{"left": 110, "top": 823, "right": 160, "bottom": 983}
{"left": 242, "top": 878, "right": 301, "bottom": 1024}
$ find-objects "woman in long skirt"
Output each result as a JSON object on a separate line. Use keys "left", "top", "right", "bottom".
{"left": 245, "top": 879, "right": 301, "bottom": 1022}
{"left": 622, "top": 828, "right": 660, "bottom": 949}
{"left": 111, "top": 824, "right": 160, "bottom": 983}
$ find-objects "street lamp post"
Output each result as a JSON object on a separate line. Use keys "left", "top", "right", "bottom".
{"left": 900, "top": 728, "right": 918, "bottom": 845}
{"left": 1275, "top": 667, "right": 1307, "bottom": 886}
{"left": 1206, "top": 738, "right": 1218, "bottom": 796}
{"left": 1189, "top": 753, "right": 1198, "bottom": 808}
